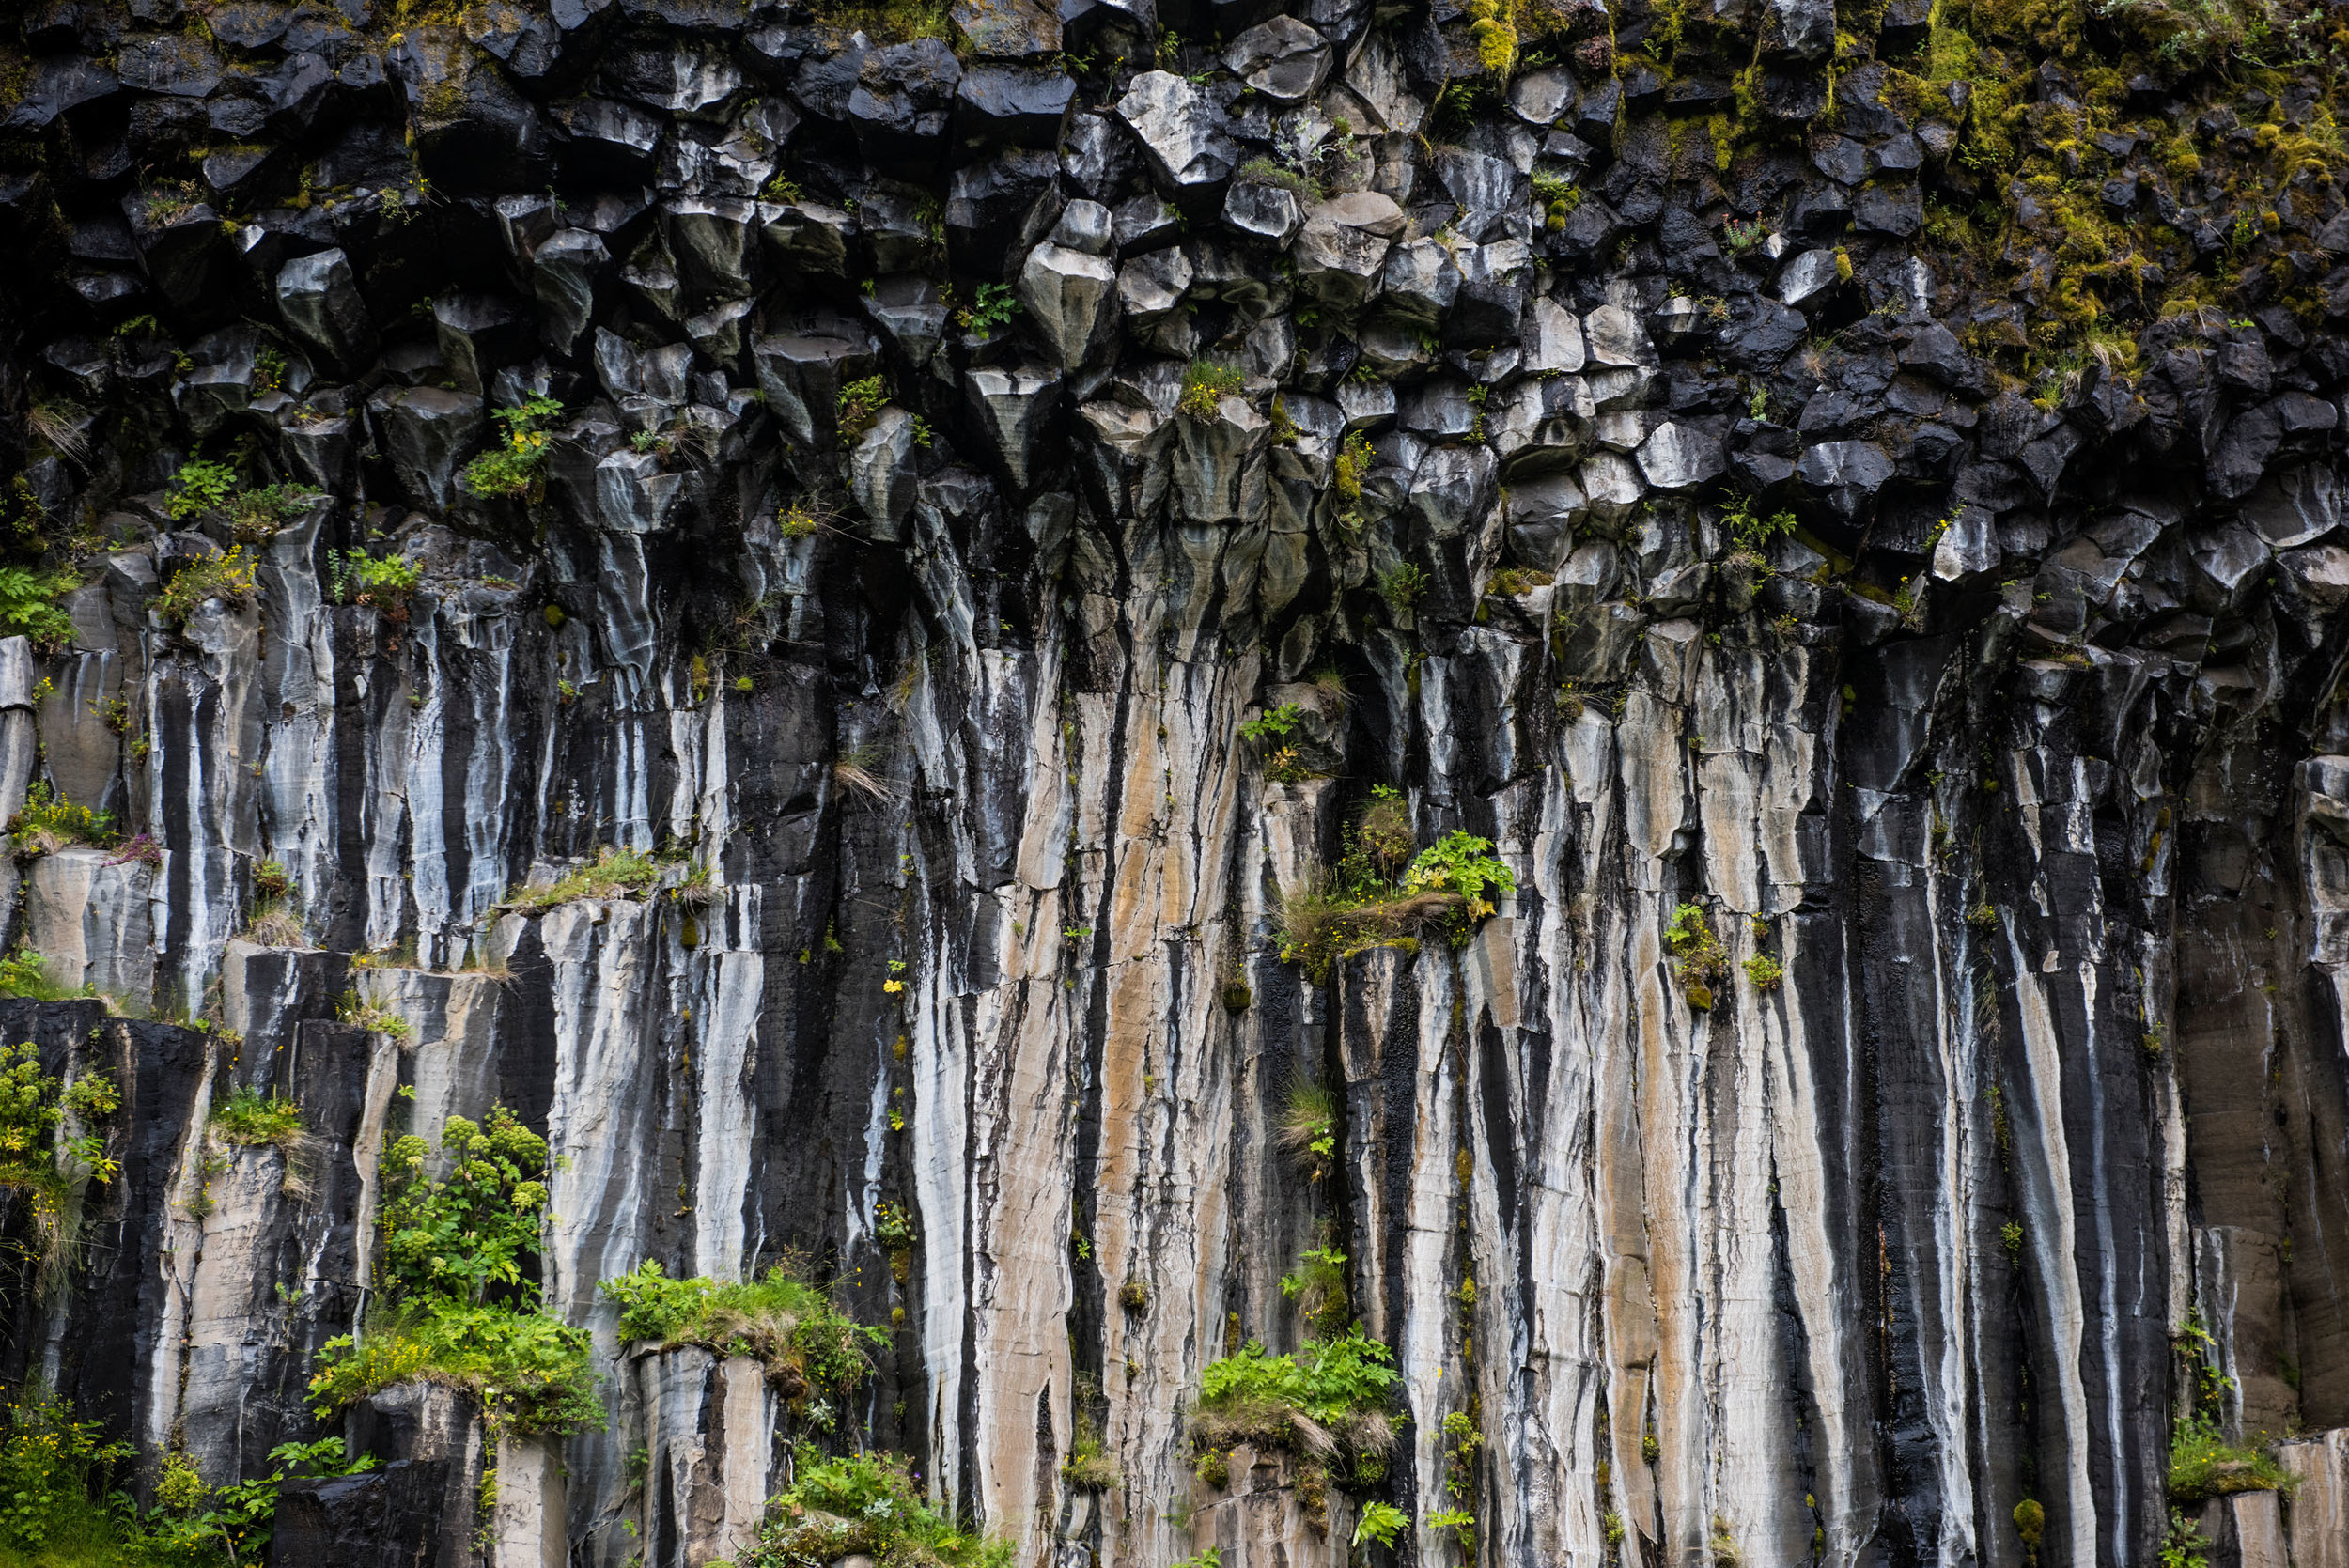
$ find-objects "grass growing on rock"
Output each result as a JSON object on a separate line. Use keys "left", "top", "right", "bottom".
{"left": 501, "top": 846, "right": 672, "bottom": 911}
{"left": 599, "top": 1257, "right": 885, "bottom": 1407}
{"left": 2168, "top": 1412, "right": 2294, "bottom": 1500}
{"left": 210, "top": 1086, "right": 304, "bottom": 1151}
{"left": 1275, "top": 807, "right": 1515, "bottom": 980}
{"left": 738, "top": 1446, "right": 1015, "bottom": 1568}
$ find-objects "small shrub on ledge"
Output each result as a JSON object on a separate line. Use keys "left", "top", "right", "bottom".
{"left": 8, "top": 781, "right": 115, "bottom": 855}
{"left": 1190, "top": 1327, "right": 1399, "bottom": 1498}
{"left": 739, "top": 1446, "right": 1014, "bottom": 1568}
{"left": 460, "top": 395, "right": 563, "bottom": 501}
{"left": 599, "top": 1257, "right": 884, "bottom": 1408}
{"left": 1276, "top": 815, "right": 1515, "bottom": 981}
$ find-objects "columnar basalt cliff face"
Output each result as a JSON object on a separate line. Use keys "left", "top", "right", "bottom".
{"left": 3, "top": 1, "right": 2349, "bottom": 1566}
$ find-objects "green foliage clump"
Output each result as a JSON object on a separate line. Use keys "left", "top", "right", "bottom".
{"left": 1060, "top": 1380, "right": 1123, "bottom": 1492}
{"left": 1427, "top": 1506, "right": 1476, "bottom": 1552}
{"left": 2160, "top": 1509, "right": 2207, "bottom": 1568}
{"left": 1720, "top": 497, "right": 1797, "bottom": 556}
{"left": 1743, "top": 954, "right": 1785, "bottom": 990}
{"left": 2168, "top": 1411, "right": 2293, "bottom": 1501}
{"left": 954, "top": 282, "right": 1020, "bottom": 333}
{"left": 378, "top": 1106, "right": 548, "bottom": 1303}
{"left": 1277, "top": 816, "right": 1511, "bottom": 980}
{"left": 334, "top": 990, "right": 412, "bottom": 1042}
{"left": 1237, "top": 156, "right": 1324, "bottom": 200}
{"left": 1332, "top": 432, "right": 1376, "bottom": 502}
{"left": 167, "top": 460, "right": 317, "bottom": 543}
{"left": 0, "top": 1391, "right": 133, "bottom": 1560}
{"left": 1279, "top": 1078, "right": 1339, "bottom": 1178}
{"left": 1239, "top": 703, "right": 1303, "bottom": 744}
{"left": 8, "top": 782, "right": 115, "bottom": 854}
{"left": 310, "top": 1105, "right": 598, "bottom": 1437}
{"left": 1398, "top": 831, "right": 1516, "bottom": 919}
{"left": 326, "top": 550, "right": 422, "bottom": 610}
{"left": 502, "top": 845, "right": 670, "bottom": 912}
{"left": 738, "top": 1446, "right": 1015, "bottom": 1568}
{"left": 0, "top": 949, "right": 90, "bottom": 1001}
{"left": 1354, "top": 1500, "right": 1408, "bottom": 1549}
{"left": 0, "top": 1042, "right": 118, "bottom": 1287}
{"left": 210, "top": 1086, "right": 303, "bottom": 1151}
{"left": 1377, "top": 564, "right": 1428, "bottom": 612}
{"left": 460, "top": 396, "right": 563, "bottom": 500}
{"left": 838, "top": 377, "right": 886, "bottom": 441}
{"left": 1178, "top": 361, "right": 1247, "bottom": 420}
{"left": 599, "top": 1258, "right": 884, "bottom": 1402}
{"left": 1666, "top": 903, "right": 1728, "bottom": 1008}
{"left": 0, "top": 567, "right": 77, "bottom": 649}
{"left": 165, "top": 460, "right": 238, "bottom": 521}
{"left": 1192, "top": 1328, "right": 1398, "bottom": 1476}
{"left": 307, "top": 1301, "right": 600, "bottom": 1439}
{"left": 155, "top": 548, "right": 259, "bottom": 629}
{"left": 1280, "top": 1241, "right": 1353, "bottom": 1338}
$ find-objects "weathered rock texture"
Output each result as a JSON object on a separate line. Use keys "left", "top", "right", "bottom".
{"left": 2, "top": 1, "right": 2349, "bottom": 1567}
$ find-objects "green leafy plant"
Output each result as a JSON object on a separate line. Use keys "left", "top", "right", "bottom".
{"left": 310, "top": 1105, "right": 598, "bottom": 1437}
{"left": 0, "top": 1389, "right": 134, "bottom": 1555}
{"left": 2168, "top": 1411, "right": 2293, "bottom": 1500}
{"left": 0, "top": 949, "right": 90, "bottom": 1001}
{"left": 166, "top": 459, "right": 239, "bottom": 521}
{"left": 1178, "top": 360, "right": 1247, "bottom": 420}
{"left": 1377, "top": 564, "right": 1428, "bottom": 612}
{"left": 1192, "top": 1327, "right": 1397, "bottom": 1496}
{"left": 1720, "top": 497, "right": 1797, "bottom": 555}
{"left": 210, "top": 1085, "right": 304, "bottom": 1150}
{"left": 955, "top": 282, "right": 1021, "bottom": 333}
{"left": 8, "top": 780, "right": 116, "bottom": 853}
{"left": 1280, "top": 1240, "right": 1353, "bottom": 1339}
{"left": 1060, "top": 1375, "right": 1123, "bottom": 1491}
{"left": 1665, "top": 903, "right": 1728, "bottom": 1008}
{"left": 838, "top": 376, "right": 886, "bottom": 440}
{"left": 1275, "top": 826, "right": 1510, "bottom": 980}
{"left": 335, "top": 989, "right": 412, "bottom": 1042}
{"left": 1439, "top": 1409, "right": 1483, "bottom": 1500}
{"left": 738, "top": 1446, "right": 1015, "bottom": 1568}
{"left": 1354, "top": 1501, "right": 1407, "bottom": 1549}
{"left": 1333, "top": 431, "right": 1376, "bottom": 502}
{"left": 308, "top": 1300, "right": 600, "bottom": 1438}
{"left": 0, "top": 566, "right": 76, "bottom": 649}
{"left": 155, "top": 546, "right": 260, "bottom": 629}
{"left": 1399, "top": 831, "right": 1515, "bottom": 919}
{"left": 328, "top": 550, "right": 423, "bottom": 610}
{"left": 1743, "top": 954, "right": 1784, "bottom": 990}
{"left": 1239, "top": 703, "right": 1303, "bottom": 745}
{"left": 600, "top": 1257, "right": 884, "bottom": 1398}
{"left": 2160, "top": 1509, "right": 2207, "bottom": 1568}
{"left": 460, "top": 395, "right": 563, "bottom": 500}
{"left": 1427, "top": 1507, "right": 1476, "bottom": 1552}
{"left": 0, "top": 1042, "right": 119, "bottom": 1287}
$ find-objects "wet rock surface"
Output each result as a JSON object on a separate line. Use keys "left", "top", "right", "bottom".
{"left": 0, "top": 3, "right": 2347, "bottom": 1568}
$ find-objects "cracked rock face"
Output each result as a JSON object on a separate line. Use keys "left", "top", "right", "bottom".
{"left": 5, "top": 3, "right": 2349, "bottom": 1568}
